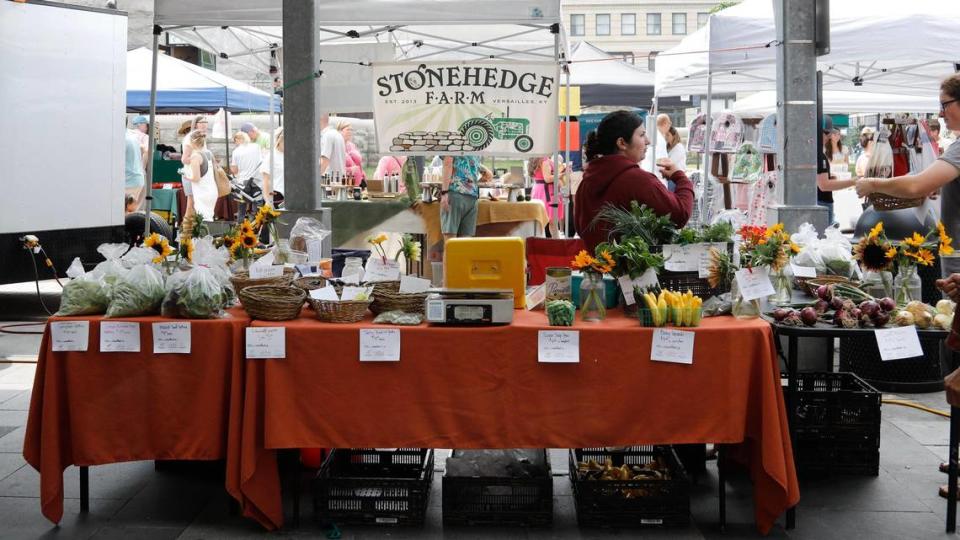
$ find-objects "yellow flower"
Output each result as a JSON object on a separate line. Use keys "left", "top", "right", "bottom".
{"left": 229, "top": 241, "right": 241, "bottom": 258}
{"left": 571, "top": 250, "right": 596, "bottom": 270}
{"left": 903, "top": 232, "right": 925, "bottom": 248}
{"left": 239, "top": 220, "right": 255, "bottom": 237}
{"left": 915, "top": 248, "right": 935, "bottom": 266}
{"left": 367, "top": 233, "right": 388, "bottom": 245}
{"left": 868, "top": 222, "right": 883, "bottom": 240}
{"left": 885, "top": 247, "right": 897, "bottom": 259}
{"left": 942, "top": 243, "right": 955, "bottom": 256}
{"left": 180, "top": 236, "right": 194, "bottom": 262}
{"left": 790, "top": 242, "right": 801, "bottom": 254}
{"left": 241, "top": 232, "right": 258, "bottom": 249}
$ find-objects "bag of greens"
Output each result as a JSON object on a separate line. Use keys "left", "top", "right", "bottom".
{"left": 56, "top": 272, "right": 110, "bottom": 316}
{"left": 161, "top": 266, "right": 227, "bottom": 319}
{"left": 105, "top": 264, "right": 165, "bottom": 318}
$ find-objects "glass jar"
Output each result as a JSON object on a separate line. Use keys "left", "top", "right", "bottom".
{"left": 861, "top": 270, "right": 893, "bottom": 299}
{"left": 769, "top": 267, "right": 793, "bottom": 306}
{"left": 894, "top": 263, "right": 922, "bottom": 306}
{"left": 731, "top": 276, "right": 761, "bottom": 319}
{"left": 545, "top": 267, "right": 572, "bottom": 303}
{"left": 342, "top": 256, "right": 365, "bottom": 282}
{"left": 579, "top": 272, "right": 606, "bottom": 322}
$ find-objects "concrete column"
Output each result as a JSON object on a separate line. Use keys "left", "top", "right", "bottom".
{"left": 280, "top": 0, "right": 331, "bottom": 256}
{"left": 769, "top": 0, "right": 828, "bottom": 233}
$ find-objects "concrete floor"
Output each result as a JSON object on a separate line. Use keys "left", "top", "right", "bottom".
{"left": 0, "top": 284, "right": 956, "bottom": 539}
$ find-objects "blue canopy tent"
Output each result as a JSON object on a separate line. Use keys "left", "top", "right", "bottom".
{"left": 126, "top": 47, "right": 279, "bottom": 113}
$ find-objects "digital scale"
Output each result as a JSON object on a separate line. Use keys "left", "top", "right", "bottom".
{"left": 425, "top": 289, "right": 515, "bottom": 325}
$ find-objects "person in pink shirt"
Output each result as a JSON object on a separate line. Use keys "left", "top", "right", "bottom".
{"left": 374, "top": 155, "right": 406, "bottom": 180}
{"left": 529, "top": 156, "right": 565, "bottom": 237}
{"left": 337, "top": 121, "right": 365, "bottom": 185}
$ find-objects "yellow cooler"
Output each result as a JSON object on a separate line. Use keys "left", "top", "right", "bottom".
{"left": 444, "top": 237, "right": 527, "bottom": 308}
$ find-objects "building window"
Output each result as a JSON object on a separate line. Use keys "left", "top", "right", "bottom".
{"left": 698, "top": 12, "right": 710, "bottom": 29}
{"left": 647, "top": 13, "right": 661, "bottom": 36}
{"left": 648, "top": 51, "right": 659, "bottom": 72}
{"left": 672, "top": 13, "right": 687, "bottom": 35}
{"left": 621, "top": 13, "right": 636, "bottom": 36}
{"left": 570, "top": 14, "right": 585, "bottom": 36}
{"left": 596, "top": 14, "right": 610, "bottom": 36}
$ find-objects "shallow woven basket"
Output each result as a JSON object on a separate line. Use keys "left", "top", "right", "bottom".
{"left": 369, "top": 289, "right": 429, "bottom": 315}
{"left": 238, "top": 285, "right": 306, "bottom": 321}
{"left": 307, "top": 297, "right": 371, "bottom": 323}
{"left": 230, "top": 267, "right": 296, "bottom": 292}
{"left": 801, "top": 276, "right": 856, "bottom": 297}
{"left": 331, "top": 280, "right": 401, "bottom": 296}
{"left": 293, "top": 276, "right": 328, "bottom": 292}
{"left": 869, "top": 193, "right": 924, "bottom": 212}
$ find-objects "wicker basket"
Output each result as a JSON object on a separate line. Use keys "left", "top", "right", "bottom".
{"left": 238, "top": 285, "right": 306, "bottom": 321}
{"left": 293, "top": 276, "right": 328, "bottom": 292}
{"left": 798, "top": 275, "right": 856, "bottom": 296}
{"left": 869, "top": 193, "right": 924, "bottom": 212}
{"left": 230, "top": 267, "right": 296, "bottom": 292}
{"left": 370, "top": 288, "right": 429, "bottom": 315}
{"left": 308, "top": 297, "right": 371, "bottom": 323}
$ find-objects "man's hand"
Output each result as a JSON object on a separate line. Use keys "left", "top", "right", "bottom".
{"left": 946, "top": 367, "right": 960, "bottom": 407}
{"left": 937, "top": 274, "right": 960, "bottom": 303}
{"left": 855, "top": 178, "right": 875, "bottom": 198}
{"left": 441, "top": 193, "right": 450, "bottom": 211}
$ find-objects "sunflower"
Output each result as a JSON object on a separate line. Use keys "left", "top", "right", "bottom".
{"left": 595, "top": 249, "right": 616, "bottom": 273}
{"left": 790, "top": 242, "right": 801, "bottom": 255}
{"left": 143, "top": 233, "right": 173, "bottom": 263}
{"left": 241, "top": 232, "right": 258, "bottom": 249}
{"left": 903, "top": 232, "right": 926, "bottom": 249}
{"left": 938, "top": 221, "right": 954, "bottom": 255}
{"left": 571, "top": 250, "right": 597, "bottom": 270}
{"left": 854, "top": 237, "right": 894, "bottom": 272}
{"left": 868, "top": 222, "right": 884, "bottom": 240}
{"left": 229, "top": 241, "right": 242, "bottom": 258}
{"left": 239, "top": 219, "right": 255, "bottom": 237}
{"left": 914, "top": 248, "right": 935, "bottom": 266}
{"left": 885, "top": 247, "right": 897, "bottom": 260}
{"left": 180, "top": 236, "right": 194, "bottom": 262}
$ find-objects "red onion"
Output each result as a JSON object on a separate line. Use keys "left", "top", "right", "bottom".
{"left": 800, "top": 307, "right": 818, "bottom": 326}
{"left": 859, "top": 300, "right": 879, "bottom": 318}
{"left": 878, "top": 297, "right": 896, "bottom": 312}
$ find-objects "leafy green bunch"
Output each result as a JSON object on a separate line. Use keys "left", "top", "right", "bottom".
{"left": 596, "top": 236, "right": 665, "bottom": 279}
{"left": 592, "top": 201, "right": 677, "bottom": 247}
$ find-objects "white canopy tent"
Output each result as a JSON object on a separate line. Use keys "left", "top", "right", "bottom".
{"left": 567, "top": 41, "right": 657, "bottom": 108}
{"left": 655, "top": 0, "right": 960, "bottom": 99}
{"left": 731, "top": 90, "right": 941, "bottom": 117}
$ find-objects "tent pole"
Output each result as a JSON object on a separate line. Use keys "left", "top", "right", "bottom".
{"left": 268, "top": 74, "right": 276, "bottom": 208}
{"left": 648, "top": 99, "right": 658, "bottom": 174}
{"left": 224, "top": 110, "right": 231, "bottom": 173}
{"left": 552, "top": 28, "right": 560, "bottom": 237}
{"left": 563, "top": 58, "right": 571, "bottom": 239}
{"left": 702, "top": 71, "right": 715, "bottom": 220}
{"left": 143, "top": 25, "right": 161, "bottom": 239}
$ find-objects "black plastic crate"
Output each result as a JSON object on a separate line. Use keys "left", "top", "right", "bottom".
{"left": 442, "top": 449, "right": 553, "bottom": 527}
{"left": 653, "top": 243, "right": 733, "bottom": 298}
{"left": 314, "top": 448, "right": 434, "bottom": 526}
{"left": 782, "top": 372, "right": 881, "bottom": 476}
{"left": 570, "top": 446, "right": 690, "bottom": 528}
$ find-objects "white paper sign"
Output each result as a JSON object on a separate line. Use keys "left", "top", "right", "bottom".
{"left": 50, "top": 321, "right": 89, "bottom": 352}
{"left": 341, "top": 286, "right": 373, "bottom": 301}
{"left": 650, "top": 329, "right": 696, "bottom": 364}
{"left": 618, "top": 275, "right": 637, "bottom": 306}
{"left": 152, "top": 322, "right": 191, "bottom": 354}
{"left": 245, "top": 327, "right": 286, "bottom": 359}
{"left": 635, "top": 267, "right": 660, "bottom": 289}
{"left": 360, "top": 329, "right": 401, "bottom": 361}
{"left": 525, "top": 284, "right": 545, "bottom": 311}
{"left": 310, "top": 286, "right": 341, "bottom": 301}
{"left": 735, "top": 267, "right": 776, "bottom": 301}
{"left": 538, "top": 330, "right": 580, "bottom": 363}
{"left": 791, "top": 264, "right": 817, "bottom": 278}
{"left": 698, "top": 243, "right": 727, "bottom": 279}
{"left": 663, "top": 244, "right": 701, "bottom": 272}
{"left": 307, "top": 239, "right": 323, "bottom": 263}
{"left": 875, "top": 326, "right": 924, "bottom": 361}
{"left": 399, "top": 275, "right": 432, "bottom": 294}
{"left": 249, "top": 265, "right": 284, "bottom": 279}
{"left": 365, "top": 258, "right": 401, "bottom": 282}
{"left": 99, "top": 322, "right": 141, "bottom": 353}
{"left": 618, "top": 269, "right": 660, "bottom": 306}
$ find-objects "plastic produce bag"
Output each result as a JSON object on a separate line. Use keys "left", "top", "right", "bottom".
{"left": 121, "top": 247, "right": 158, "bottom": 268}
{"left": 445, "top": 450, "right": 548, "bottom": 478}
{"left": 56, "top": 273, "right": 109, "bottom": 316}
{"left": 790, "top": 223, "right": 826, "bottom": 274}
{"left": 372, "top": 310, "right": 423, "bottom": 325}
{"left": 105, "top": 264, "right": 165, "bottom": 318}
{"left": 161, "top": 266, "right": 226, "bottom": 319}
{"left": 288, "top": 217, "right": 332, "bottom": 262}
{"left": 191, "top": 236, "right": 236, "bottom": 308}
{"left": 819, "top": 227, "right": 854, "bottom": 278}
{"left": 65, "top": 257, "right": 85, "bottom": 279}
{"left": 866, "top": 129, "right": 894, "bottom": 179}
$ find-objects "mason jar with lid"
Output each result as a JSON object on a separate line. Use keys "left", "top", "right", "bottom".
{"left": 545, "top": 267, "right": 572, "bottom": 302}
{"left": 342, "top": 257, "right": 365, "bottom": 282}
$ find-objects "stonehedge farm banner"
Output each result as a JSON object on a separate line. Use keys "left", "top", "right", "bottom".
{"left": 373, "top": 61, "right": 560, "bottom": 157}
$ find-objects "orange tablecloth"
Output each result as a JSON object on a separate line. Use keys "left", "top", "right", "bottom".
{"left": 232, "top": 310, "right": 799, "bottom": 534}
{"left": 23, "top": 308, "right": 249, "bottom": 525}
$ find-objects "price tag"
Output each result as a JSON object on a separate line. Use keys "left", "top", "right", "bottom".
{"left": 50, "top": 321, "right": 89, "bottom": 352}
{"left": 538, "top": 330, "right": 580, "bottom": 363}
{"left": 663, "top": 244, "right": 700, "bottom": 272}
{"left": 249, "top": 264, "right": 284, "bottom": 279}
{"left": 246, "top": 327, "right": 286, "bottom": 359}
{"left": 341, "top": 286, "right": 373, "bottom": 301}
{"left": 735, "top": 267, "right": 776, "bottom": 301}
{"left": 634, "top": 267, "right": 660, "bottom": 289}
{"left": 650, "top": 329, "right": 695, "bottom": 364}
{"left": 399, "top": 275, "right": 431, "bottom": 294}
{"left": 618, "top": 275, "right": 637, "bottom": 306}
{"left": 525, "top": 284, "right": 545, "bottom": 311}
{"left": 152, "top": 322, "right": 191, "bottom": 354}
{"left": 698, "top": 243, "right": 727, "bottom": 279}
{"left": 310, "top": 286, "right": 340, "bottom": 301}
{"left": 360, "top": 329, "right": 401, "bottom": 361}
{"left": 99, "top": 321, "right": 141, "bottom": 353}
{"left": 365, "top": 258, "right": 401, "bottom": 282}
{"left": 791, "top": 264, "right": 817, "bottom": 278}
{"left": 875, "top": 326, "right": 924, "bottom": 361}
{"left": 307, "top": 239, "right": 323, "bottom": 262}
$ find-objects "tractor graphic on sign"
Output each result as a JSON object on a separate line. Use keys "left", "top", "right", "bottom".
{"left": 458, "top": 109, "right": 534, "bottom": 152}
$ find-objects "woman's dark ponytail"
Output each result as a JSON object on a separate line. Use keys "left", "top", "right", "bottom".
{"left": 584, "top": 130, "right": 601, "bottom": 162}
{"left": 583, "top": 110, "right": 643, "bottom": 163}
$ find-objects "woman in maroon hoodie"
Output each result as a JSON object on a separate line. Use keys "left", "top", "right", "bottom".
{"left": 574, "top": 110, "right": 695, "bottom": 252}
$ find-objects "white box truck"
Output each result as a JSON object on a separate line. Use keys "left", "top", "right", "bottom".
{"left": 0, "top": 0, "right": 128, "bottom": 284}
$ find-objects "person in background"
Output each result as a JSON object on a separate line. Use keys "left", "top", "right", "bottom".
{"left": 320, "top": 113, "right": 347, "bottom": 179}
{"left": 441, "top": 155, "right": 492, "bottom": 240}
{"left": 374, "top": 155, "right": 406, "bottom": 180}
{"left": 183, "top": 131, "right": 219, "bottom": 220}
{"left": 817, "top": 116, "right": 856, "bottom": 225}
{"left": 857, "top": 73, "right": 960, "bottom": 241}
{"left": 827, "top": 128, "right": 849, "bottom": 168}
{"left": 930, "top": 121, "right": 943, "bottom": 156}
{"left": 665, "top": 126, "right": 687, "bottom": 173}
{"left": 855, "top": 127, "right": 876, "bottom": 178}
{"left": 124, "top": 129, "right": 145, "bottom": 212}
{"left": 240, "top": 122, "right": 271, "bottom": 150}
{"left": 337, "top": 120, "right": 365, "bottom": 186}
{"left": 529, "top": 156, "right": 565, "bottom": 238}
{"left": 574, "top": 110, "right": 694, "bottom": 252}
{"left": 181, "top": 115, "right": 209, "bottom": 221}
{"left": 129, "top": 115, "right": 150, "bottom": 160}
{"left": 230, "top": 131, "right": 262, "bottom": 187}
{"left": 124, "top": 194, "right": 138, "bottom": 214}
{"left": 261, "top": 129, "right": 285, "bottom": 208}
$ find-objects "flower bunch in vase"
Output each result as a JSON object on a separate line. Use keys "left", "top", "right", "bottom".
{"left": 367, "top": 233, "right": 389, "bottom": 264}
{"left": 571, "top": 247, "right": 616, "bottom": 322}
{"left": 224, "top": 218, "right": 261, "bottom": 269}
{"left": 395, "top": 233, "right": 421, "bottom": 275}
{"left": 885, "top": 221, "right": 952, "bottom": 306}
{"left": 739, "top": 223, "right": 799, "bottom": 307}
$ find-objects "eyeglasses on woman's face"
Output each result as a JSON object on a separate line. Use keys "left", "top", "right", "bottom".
{"left": 941, "top": 99, "right": 958, "bottom": 112}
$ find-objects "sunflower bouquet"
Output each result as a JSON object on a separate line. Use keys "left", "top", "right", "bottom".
{"left": 143, "top": 232, "right": 174, "bottom": 264}
{"left": 225, "top": 218, "right": 261, "bottom": 264}
{"left": 737, "top": 224, "right": 798, "bottom": 272}
{"left": 571, "top": 246, "right": 616, "bottom": 321}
